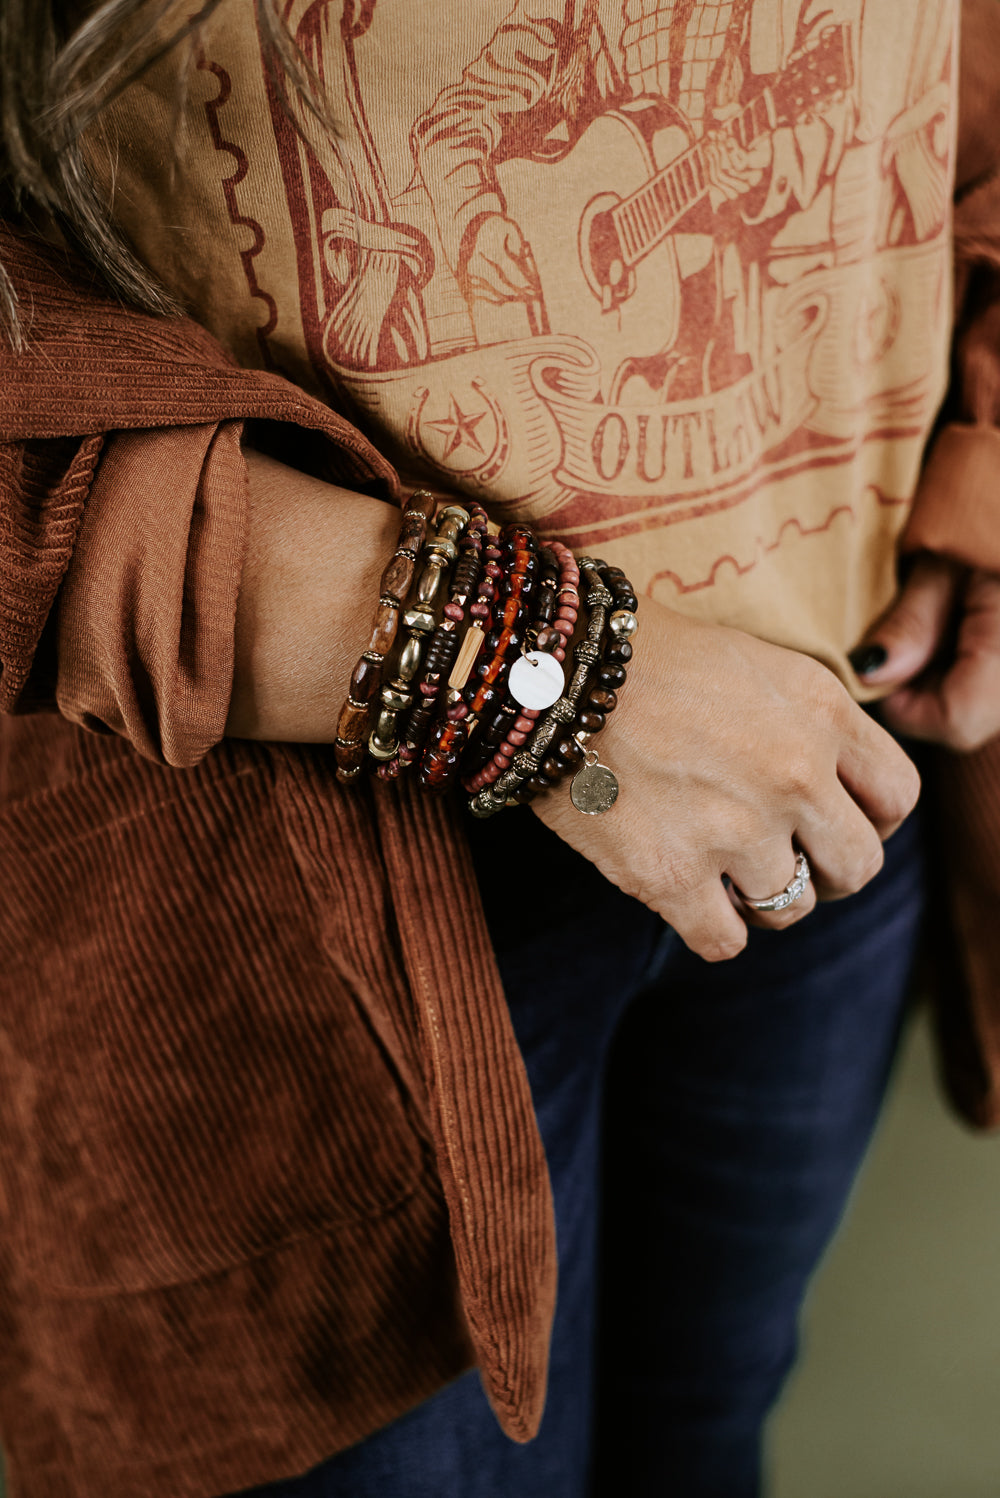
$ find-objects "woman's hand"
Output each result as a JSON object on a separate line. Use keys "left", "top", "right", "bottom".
{"left": 228, "top": 451, "right": 919, "bottom": 965}
{"left": 850, "top": 553, "right": 1000, "bottom": 752}
{"left": 531, "top": 598, "right": 920, "bottom": 963}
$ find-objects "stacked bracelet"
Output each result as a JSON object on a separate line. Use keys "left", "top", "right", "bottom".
{"left": 334, "top": 499, "right": 637, "bottom": 816}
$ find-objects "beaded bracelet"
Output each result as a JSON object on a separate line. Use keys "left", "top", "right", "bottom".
{"left": 463, "top": 544, "right": 562, "bottom": 777}
{"left": 414, "top": 521, "right": 533, "bottom": 794}
{"left": 514, "top": 560, "right": 637, "bottom": 803}
{"left": 417, "top": 505, "right": 493, "bottom": 793}
{"left": 453, "top": 522, "right": 539, "bottom": 752}
{"left": 462, "top": 542, "right": 580, "bottom": 794}
{"left": 467, "top": 558, "right": 615, "bottom": 818}
{"left": 334, "top": 489, "right": 436, "bottom": 784}
{"left": 392, "top": 504, "right": 486, "bottom": 773}
{"left": 369, "top": 503, "right": 478, "bottom": 776}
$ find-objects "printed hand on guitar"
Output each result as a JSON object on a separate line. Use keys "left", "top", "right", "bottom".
{"left": 464, "top": 214, "right": 542, "bottom": 305}
{"left": 701, "top": 126, "right": 773, "bottom": 209}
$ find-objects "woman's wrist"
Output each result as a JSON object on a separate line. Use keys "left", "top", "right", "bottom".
{"left": 226, "top": 447, "right": 401, "bottom": 742}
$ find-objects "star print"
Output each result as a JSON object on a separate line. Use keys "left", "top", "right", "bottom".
{"left": 427, "top": 396, "right": 488, "bottom": 459}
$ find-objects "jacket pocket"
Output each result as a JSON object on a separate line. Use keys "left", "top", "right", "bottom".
{"left": 0, "top": 743, "right": 426, "bottom": 1294}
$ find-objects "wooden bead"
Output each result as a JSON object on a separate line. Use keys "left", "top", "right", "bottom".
{"left": 369, "top": 600, "right": 400, "bottom": 658}
{"left": 381, "top": 550, "right": 417, "bottom": 602}
{"left": 577, "top": 709, "right": 605, "bottom": 734}
{"left": 334, "top": 738, "right": 366, "bottom": 780}
{"left": 406, "top": 489, "right": 438, "bottom": 522}
{"left": 556, "top": 736, "right": 585, "bottom": 765}
{"left": 588, "top": 687, "right": 618, "bottom": 712}
{"left": 336, "top": 699, "right": 371, "bottom": 743}
{"left": 605, "top": 638, "right": 633, "bottom": 665}
{"left": 349, "top": 655, "right": 383, "bottom": 706}
{"left": 398, "top": 511, "right": 429, "bottom": 556}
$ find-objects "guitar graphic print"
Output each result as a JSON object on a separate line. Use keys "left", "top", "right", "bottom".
{"left": 408, "top": 23, "right": 854, "bottom": 385}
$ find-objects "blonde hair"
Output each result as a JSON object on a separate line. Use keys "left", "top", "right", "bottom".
{"left": 0, "top": 0, "right": 316, "bottom": 345}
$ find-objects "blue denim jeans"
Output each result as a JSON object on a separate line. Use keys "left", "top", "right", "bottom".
{"left": 236, "top": 804, "right": 926, "bottom": 1498}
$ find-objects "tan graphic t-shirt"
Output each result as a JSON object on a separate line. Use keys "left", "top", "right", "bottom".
{"left": 92, "top": 0, "right": 958, "bottom": 687}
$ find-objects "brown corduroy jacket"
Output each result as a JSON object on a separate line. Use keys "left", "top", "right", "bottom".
{"left": 0, "top": 229, "right": 557, "bottom": 1498}
{"left": 3, "top": 28, "right": 1000, "bottom": 1484}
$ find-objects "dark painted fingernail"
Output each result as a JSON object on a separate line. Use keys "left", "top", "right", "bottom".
{"left": 848, "top": 643, "right": 888, "bottom": 676}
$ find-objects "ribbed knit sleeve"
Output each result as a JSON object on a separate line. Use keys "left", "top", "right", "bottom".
{"left": 0, "top": 227, "right": 399, "bottom": 761}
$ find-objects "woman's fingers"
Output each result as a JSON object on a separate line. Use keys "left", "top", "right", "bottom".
{"left": 849, "top": 553, "right": 963, "bottom": 689}
{"left": 880, "top": 569, "right": 1000, "bottom": 751}
{"left": 728, "top": 839, "right": 818, "bottom": 930}
{"left": 832, "top": 697, "right": 922, "bottom": 840}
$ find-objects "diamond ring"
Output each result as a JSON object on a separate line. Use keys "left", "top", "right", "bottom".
{"left": 737, "top": 852, "right": 811, "bottom": 914}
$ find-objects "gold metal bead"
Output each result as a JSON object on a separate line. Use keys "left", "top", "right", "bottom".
{"left": 438, "top": 504, "right": 471, "bottom": 528}
{"left": 367, "top": 733, "right": 398, "bottom": 762}
{"left": 423, "top": 536, "right": 459, "bottom": 563}
{"left": 398, "top": 636, "right": 425, "bottom": 680}
{"left": 403, "top": 606, "right": 436, "bottom": 634}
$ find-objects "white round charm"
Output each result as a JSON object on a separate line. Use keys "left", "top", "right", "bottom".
{"left": 508, "top": 650, "right": 565, "bottom": 711}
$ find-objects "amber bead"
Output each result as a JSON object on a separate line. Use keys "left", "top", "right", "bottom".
{"left": 588, "top": 687, "right": 618, "bottom": 713}
{"left": 502, "top": 567, "right": 534, "bottom": 595}
{"left": 419, "top": 721, "right": 468, "bottom": 792}
{"left": 471, "top": 684, "right": 501, "bottom": 713}
{"left": 349, "top": 655, "right": 384, "bottom": 706}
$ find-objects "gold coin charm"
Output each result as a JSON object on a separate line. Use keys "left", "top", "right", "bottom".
{"left": 570, "top": 751, "right": 620, "bottom": 815}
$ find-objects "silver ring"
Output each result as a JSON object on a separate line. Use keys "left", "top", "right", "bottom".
{"left": 738, "top": 852, "right": 811, "bottom": 913}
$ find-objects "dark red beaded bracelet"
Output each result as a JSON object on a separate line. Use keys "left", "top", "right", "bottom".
{"left": 458, "top": 521, "right": 538, "bottom": 736}
{"left": 463, "top": 541, "right": 580, "bottom": 794}
{"left": 468, "top": 556, "right": 613, "bottom": 817}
